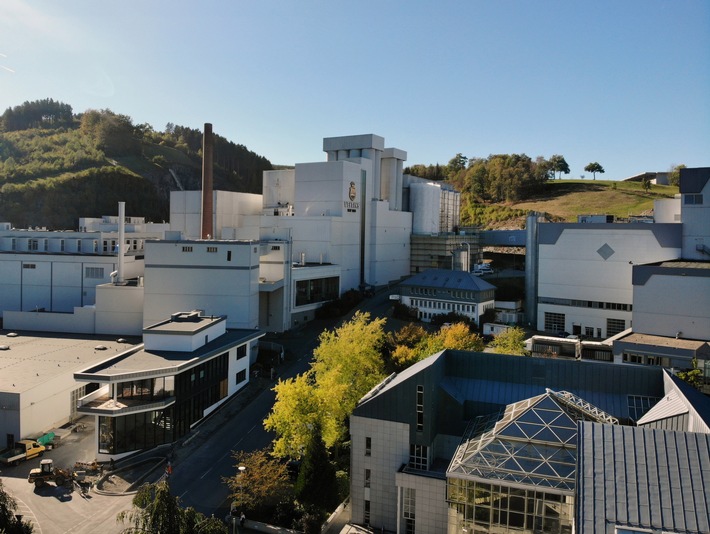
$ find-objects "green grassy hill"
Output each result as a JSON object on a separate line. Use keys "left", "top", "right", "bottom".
{"left": 462, "top": 180, "right": 677, "bottom": 229}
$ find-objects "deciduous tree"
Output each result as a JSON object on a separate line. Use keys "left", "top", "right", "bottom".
{"left": 264, "top": 373, "right": 320, "bottom": 458}
{"left": 489, "top": 326, "right": 528, "bottom": 356}
{"left": 550, "top": 155, "right": 570, "bottom": 179}
{"left": 669, "top": 164, "right": 685, "bottom": 187}
{"left": 116, "top": 480, "right": 224, "bottom": 534}
{"left": 584, "top": 162, "right": 604, "bottom": 180}
{"left": 265, "top": 312, "right": 387, "bottom": 458}
{"left": 223, "top": 449, "right": 291, "bottom": 514}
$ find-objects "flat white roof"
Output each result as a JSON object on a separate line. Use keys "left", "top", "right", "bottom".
{"left": 0, "top": 330, "right": 138, "bottom": 394}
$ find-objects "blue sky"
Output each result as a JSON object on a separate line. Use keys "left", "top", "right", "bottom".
{"left": 2, "top": 0, "right": 708, "bottom": 180}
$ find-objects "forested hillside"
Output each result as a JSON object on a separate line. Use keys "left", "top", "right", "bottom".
{"left": 0, "top": 99, "right": 273, "bottom": 229}
{"left": 1, "top": 99, "right": 680, "bottom": 231}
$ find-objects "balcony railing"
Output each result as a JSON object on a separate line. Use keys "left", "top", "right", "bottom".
{"left": 77, "top": 393, "right": 175, "bottom": 416}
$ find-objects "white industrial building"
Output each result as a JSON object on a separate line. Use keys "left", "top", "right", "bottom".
{"left": 528, "top": 168, "right": 709, "bottom": 341}
{"left": 529, "top": 221, "right": 682, "bottom": 338}
{"left": 525, "top": 167, "right": 710, "bottom": 376}
{"left": 0, "top": 332, "right": 135, "bottom": 450}
{"left": 166, "top": 133, "right": 447, "bottom": 332}
{"left": 0, "top": 215, "right": 168, "bottom": 321}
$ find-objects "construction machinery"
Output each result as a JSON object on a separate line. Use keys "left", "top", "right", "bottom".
{"left": 28, "top": 458, "right": 74, "bottom": 488}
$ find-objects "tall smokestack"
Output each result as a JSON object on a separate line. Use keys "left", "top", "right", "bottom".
{"left": 201, "top": 123, "right": 214, "bottom": 239}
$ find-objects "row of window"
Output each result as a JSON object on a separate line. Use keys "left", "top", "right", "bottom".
{"left": 543, "top": 312, "right": 626, "bottom": 337}
{"left": 9, "top": 238, "right": 145, "bottom": 253}
{"left": 22, "top": 264, "right": 107, "bottom": 279}
{"left": 684, "top": 193, "right": 703, "bottom": 205}
{"left": 409, "top": 298, "right": 475, "bottom": 314}
{"left": 447, "top": 479, "right": 574, "bottom": 534}
{"left": 539, "top": 296, "right": 632, "bottom": 312}
{"left": 622, "top": 352, "right": 670, "bottom": 367}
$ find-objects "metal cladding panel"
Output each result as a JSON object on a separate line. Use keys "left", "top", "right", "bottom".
{"left": 355, "top": 351, "right": 666, "bottom": 434}
{"left": 577, "top": 422, "right": 710, "bottom": 534}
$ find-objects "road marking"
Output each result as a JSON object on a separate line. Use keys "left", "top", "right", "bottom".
{"left": 13, "top": 496, "right": 42, "bottom": 534}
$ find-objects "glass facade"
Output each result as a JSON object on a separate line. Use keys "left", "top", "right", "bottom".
{"left": 295, "top": 276, "right": 339, "bottom": 306}
{"left": 98, "top": 352, "right": 229, "bottom": 455}
{"left": 445, "top": 392, "right": 609, "bottom": 534}
{"left": 447, "top": 479, "right": 573, "bottom": 534}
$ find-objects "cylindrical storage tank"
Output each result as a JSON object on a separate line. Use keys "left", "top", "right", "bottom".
{"left": 410, "top": 183, "right": 441, "bottom": 235}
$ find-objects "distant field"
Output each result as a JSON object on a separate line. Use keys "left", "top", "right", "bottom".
{"left": 510, "top": 180, "right": 677, "bottom": 222}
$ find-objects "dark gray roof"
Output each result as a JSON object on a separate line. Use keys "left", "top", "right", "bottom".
{"left": 577, "top": 422, "right": 710, "bottom": 534}
{"left": 400, "top": 269, "right": 496, "bottom": 291}
{"left": 679, "top": 167, "right": 710, "bottom": 194}
{"left": 75, "top": 329, "right": 262, "bottom": 381}
{"left": 353, "top": 351, "right": 666, "bottom": 435}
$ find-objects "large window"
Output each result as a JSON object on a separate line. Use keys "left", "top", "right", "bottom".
{"left": 117, "top": 376, "right": 174, "bottom": 402}
{"left": 684, "top": 194, "right": 703, "bottom": 205}
{"left": 172, "top": 352, "right": 229, "bottom": 438}
{"left": 447, "top": 479, "right": 574, "bottom": 534}
{"left": 99, "top": 409, "right": 174, "bottom": 455}
{"left": 409, "top": 444, "right": 428, "bottom": 470}
{"left": 295, "top": 276, "right": 339, "bottom": 306}
{"left": 544, "top": 312, "right": 565, "bottom": 334}
{"left": 606, "top": 318, "right": 625, "bottom": 336}
{"left": 403, "top": 487, "right": 416, "bottom": 534}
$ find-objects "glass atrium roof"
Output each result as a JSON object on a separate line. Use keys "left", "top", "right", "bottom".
{"left": 448, "top": 391, "right": 612, "bottom": 493}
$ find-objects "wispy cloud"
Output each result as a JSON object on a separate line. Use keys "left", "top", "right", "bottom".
{"left": 1, "top": 65, "right": 16, "bottom": 73}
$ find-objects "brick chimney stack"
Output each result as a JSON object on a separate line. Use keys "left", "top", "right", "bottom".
{"left": 201, "top": 123, "right": 214, "bottom": 239}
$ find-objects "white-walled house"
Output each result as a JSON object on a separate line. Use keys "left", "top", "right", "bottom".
{"left": 397, "top": 269, "right": 495, "bottom": 325}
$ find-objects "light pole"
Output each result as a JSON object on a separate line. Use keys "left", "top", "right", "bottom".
{"left": 235, "top": 465, "right": 246, "bottom": 534}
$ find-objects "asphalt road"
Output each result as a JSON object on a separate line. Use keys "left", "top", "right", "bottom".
{"left": 0, "top": 426, "right": 135, "bottom": 534}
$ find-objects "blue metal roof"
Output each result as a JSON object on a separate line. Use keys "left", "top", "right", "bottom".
{"left": 400, "top": 269, "right": 496, "bottom": 292}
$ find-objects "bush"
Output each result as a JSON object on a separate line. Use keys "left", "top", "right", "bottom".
{"left": 392, "top": 302, "right": 418, "bottom": 320}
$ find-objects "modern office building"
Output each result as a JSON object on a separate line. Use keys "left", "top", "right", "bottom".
{"left": 349, "top": 349, "right": 710, "bottom": 534}
{"left": 73, "top": 311, "right": 262, "bottom": 459}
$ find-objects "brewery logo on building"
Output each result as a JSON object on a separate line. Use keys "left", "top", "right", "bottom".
{"left": 344, "top": 181, "right": 359, "bottom": 210}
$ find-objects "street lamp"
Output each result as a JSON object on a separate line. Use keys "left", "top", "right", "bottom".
{"left": 233, "top": 465, "right": 246, "bottom": 534}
